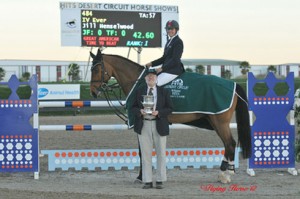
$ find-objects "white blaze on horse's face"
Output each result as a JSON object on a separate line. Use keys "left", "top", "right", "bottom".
{"left": 90, "top": 82, "right": 101, "bottom": 98}
{"left": 145, "top": 73, "right": 157, "bottom": 87}
{"left": 90, "top": 63, "right": 104, "bottom": 98}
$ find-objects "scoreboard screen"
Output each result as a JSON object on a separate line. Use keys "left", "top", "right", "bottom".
{"left": 60, "top": 2, "right": 178, "bottom": 48}
{"left": 81, "top": 10, "right": 161, "bottom": 47}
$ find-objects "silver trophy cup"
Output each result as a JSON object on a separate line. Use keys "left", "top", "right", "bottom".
{"left": 142, "top": 95, "right": 155, "bottom": 114}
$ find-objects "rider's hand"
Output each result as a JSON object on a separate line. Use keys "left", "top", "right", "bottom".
{"left": 156, "top": 68, "right": 162, "bottom": 73}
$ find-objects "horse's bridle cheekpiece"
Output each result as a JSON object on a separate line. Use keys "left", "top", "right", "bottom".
{"left": 90, "top": 53, "right": 111, "bottom": 91}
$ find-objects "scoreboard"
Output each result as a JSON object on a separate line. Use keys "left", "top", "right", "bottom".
{"left": 60, "top": 2, "right": 179, "bottom": 48}
{"left": 81, "top": 10, "right": 161, "bottom": 47}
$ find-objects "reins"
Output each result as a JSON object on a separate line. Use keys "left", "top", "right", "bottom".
{"left": 90, "top": 52, "right": 147, "bottom": 126}
{"left": 101, "top": 83, "right": 128, "bottom": 123}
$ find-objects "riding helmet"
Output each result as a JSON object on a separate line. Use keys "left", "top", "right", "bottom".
{"left": 165, "top": 20, "right": 179, "bottom": 30}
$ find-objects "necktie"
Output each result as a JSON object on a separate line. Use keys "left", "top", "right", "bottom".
{"left": 148, "top": 88, "right": 153, "bottom": 96}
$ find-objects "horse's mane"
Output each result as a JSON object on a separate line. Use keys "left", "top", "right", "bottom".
{"left": 103, "top": 54, "right": 145, "bottom": 70}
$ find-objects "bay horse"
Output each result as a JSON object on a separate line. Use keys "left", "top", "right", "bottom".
{"left": 90, "top": 49, "right": 251, "bottom": 183}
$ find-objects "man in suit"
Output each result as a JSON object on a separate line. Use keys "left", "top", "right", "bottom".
{"left": 131, "top": 68, "right": 173, "bottom": 189}
{"left": 146, "top": 20, "right": 185, "bottom": 86}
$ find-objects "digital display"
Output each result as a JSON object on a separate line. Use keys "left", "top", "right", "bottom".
{"left": 60, "top": 2, "right": 179, "bottom": 48}
{"left": 81, "top": 10, "right": 161, "bottom": 47}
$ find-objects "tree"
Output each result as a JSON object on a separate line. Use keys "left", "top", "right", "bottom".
{"left": 0, "top": 67, "right": 5, "bottom": 81}
{"left": 195, "top": 64, "right": 205, "bottom": 74}
{"left": 19, "top": 72, "right": 30, "bottom": 82}
{"left": 185, "top": 68, "right": 193, "bottom": 72}
{"left": 68, "top": 63, "right": 81, "bottom": 82}
{"left": 267, "top": 65, "right": 277, "bottom": 74}
{"left": 224, "top": 69, "right": 232, "bottom": 79}
{"left": 21, "top": 72, "right": 31, "bottom": 81}
{"left": 239, "top": 61, "right": 250, "bottom": 75}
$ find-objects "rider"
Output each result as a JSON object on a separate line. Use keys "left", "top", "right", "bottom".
{"left": 145, "top": 20, "right": 185, "bottom": 86}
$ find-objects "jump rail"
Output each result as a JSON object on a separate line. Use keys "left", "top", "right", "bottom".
{"left": 38, "top": 100, "right": 237, "bottom": 130}
{"left": 39, "top": 100, "right": 126, "bottom": 108}
{"left": 39, "top": 123, "right": 237, "bottom": 131}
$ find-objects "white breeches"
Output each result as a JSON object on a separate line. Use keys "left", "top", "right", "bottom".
{"left": 156, "top": 73, "right": 178, "bottom": 86}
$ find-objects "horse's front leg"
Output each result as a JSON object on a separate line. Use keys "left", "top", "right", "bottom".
{"left": 135, "top": 138, "right": 143, "bottom": 183}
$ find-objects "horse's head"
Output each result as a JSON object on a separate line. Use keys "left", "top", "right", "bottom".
{"left": 90, "top": 49, "right": 113, "bottom": 98}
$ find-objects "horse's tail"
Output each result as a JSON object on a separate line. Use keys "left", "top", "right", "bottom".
{"left": 235, "top": 84, "right": 252, "bottom": 159}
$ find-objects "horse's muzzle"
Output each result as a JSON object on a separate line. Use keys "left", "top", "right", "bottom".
{"left": 90, "top": 88, "right": 101, "bottom": 98}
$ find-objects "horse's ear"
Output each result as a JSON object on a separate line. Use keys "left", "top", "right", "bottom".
{"left": 96, "top": 49, "right": 101, "bottom": 56}
{"left": 90, "top": 51, "right": 95, "bottom": 59}
{"left": 96, "top": 48, "right": 103, "bottom": 60}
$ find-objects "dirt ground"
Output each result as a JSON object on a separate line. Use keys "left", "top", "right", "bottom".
{"left": 0, "top": 115, "right": 299, "bottom": 199}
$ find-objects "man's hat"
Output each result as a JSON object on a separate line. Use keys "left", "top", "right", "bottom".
{"left": 145, "top": 68, "right": 157, "bottom": 75}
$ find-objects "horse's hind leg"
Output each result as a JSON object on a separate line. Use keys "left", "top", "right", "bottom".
{"left": 220, "top": 128, "right": 236, "bottom": 173}
{"left": 208, "top": 116, "right": 236, "bottom": 183}
{"left": 219, "top": 127, "right": 237, "bottom": 183}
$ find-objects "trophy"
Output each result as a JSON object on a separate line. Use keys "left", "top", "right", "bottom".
{"left": 142, "top": 95, "right": 155, "bottom": 114}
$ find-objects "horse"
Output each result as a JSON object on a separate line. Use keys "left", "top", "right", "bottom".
{"left": 90, "top": 49, "right": 251, "bottom": 183}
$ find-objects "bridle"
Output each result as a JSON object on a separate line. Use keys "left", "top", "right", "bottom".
{"left": 90, "top": 58, "right": 128, "bottom": 123}
{"left": 90, "top": 58, "right": 111, "bottom": 86}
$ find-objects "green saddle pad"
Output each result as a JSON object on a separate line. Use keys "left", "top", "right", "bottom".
{"left": 125, "top": 71, "right": 236, "bottom": 128}
{"left": 164, "top": 72, "right": 236, "bottom": 114}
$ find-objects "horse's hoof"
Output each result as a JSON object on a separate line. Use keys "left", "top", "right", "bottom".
{"left": 228, "top": 169, "right": 235, "bottom": 175}
{"left": 218, "top": 172, "right": 231, "bottom": 184}
{"left": 226, "top": 176, "right": 231, "bottom": 183}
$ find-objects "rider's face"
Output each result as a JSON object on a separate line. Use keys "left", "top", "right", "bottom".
{"left": 167, "top": 28, "right": 177, "bottom": 37}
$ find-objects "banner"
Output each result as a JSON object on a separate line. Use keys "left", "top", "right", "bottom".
{"left": 38, "top": 84, "right": 80, "bottom": 100}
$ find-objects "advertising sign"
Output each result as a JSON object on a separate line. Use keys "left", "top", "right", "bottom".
{"left": 38, "top": 84, "right": 80, "bottom": 100}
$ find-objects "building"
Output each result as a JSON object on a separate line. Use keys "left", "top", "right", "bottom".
{"left": 182, "top": 59, "right": 300, "bottom": 79}
{"left": 0, "top": 60, "right": 90, "bottom": 82}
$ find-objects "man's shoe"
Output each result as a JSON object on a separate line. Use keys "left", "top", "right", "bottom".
{"left": 156, "top": 181, "right": 164, "bottom": 189}
{"left": 134, "top": 175, "right": 142, "bottom": 184}
{"left": 142, "top": 182, "right": 153, "bottom": 189}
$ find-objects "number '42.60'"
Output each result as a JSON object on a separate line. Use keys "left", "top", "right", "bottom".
{"left": 133, "top": 32, "right": 155, "bottom": 39}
